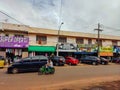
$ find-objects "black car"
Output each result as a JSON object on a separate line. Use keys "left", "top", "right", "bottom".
{"left": 100, "top": 57, "right": 109, "bottom": 65}
{"left": 7, "top": 55, "right": 48, "bottom": 74}
{"left": 50, "top": 56, "right": 65, "bottom": 66}
{"left": 111, "top": 57, "right": 120, "bottom": 63}
{"left": 80, "top": 56, "right": 100, "bottom": 65}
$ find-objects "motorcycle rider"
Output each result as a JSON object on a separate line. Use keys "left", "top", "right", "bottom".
{"left": 46, "top": 59, "right": 53, "bottom": 70}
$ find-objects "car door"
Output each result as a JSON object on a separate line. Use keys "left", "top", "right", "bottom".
{"left": 81, "top": 57, "right": 85, "bottom": 63}
{"left": 31, "top": 56, "right": 40, "bottom": 71}
{"left": 52, "top": 56, "right": 58, "bottom": 65}
{"left": 86, "top": 56, "right": 92, "bottom": 63}
{"left": 65, "top": 57, "right": 69, "bottom": 64}
{"left": 18, "top": 57, "right": 32, "bottom": 72}
{"left": 83, "top": 57, "right": 90, "bottom": 63}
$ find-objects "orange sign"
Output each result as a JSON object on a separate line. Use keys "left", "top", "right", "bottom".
{"left": 99, "top": 52, "right": 113, "bottom": 56}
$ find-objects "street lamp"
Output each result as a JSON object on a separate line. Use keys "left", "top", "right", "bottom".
{"left": 56, "top": 22, "right": 64, "bottom": 56}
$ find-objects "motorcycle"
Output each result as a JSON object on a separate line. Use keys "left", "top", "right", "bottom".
{"left": 38, "top": 66, "right": 55, "bottom": 75}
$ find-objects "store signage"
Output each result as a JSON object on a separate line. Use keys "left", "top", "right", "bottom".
{"left": 0, "top": 36, "right": 29, "bottom": 48}
{"left": 99, "top": 52, "right": 113, "bottom": 56}
{"left": 58, "top": 43, "right": 77, "bottom": 52}
{"left": 100, "top": 46, "right": 113, "bottom": 52}
{"left": 77, "top": 44, "right": 97, "bottom": 52}
{"left": 99, "top": 46, "right": 113, "bottom": 56}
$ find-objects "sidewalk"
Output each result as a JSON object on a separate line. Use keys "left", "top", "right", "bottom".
{"left": 4, "top": 64, "right": 11, "bottom": 68}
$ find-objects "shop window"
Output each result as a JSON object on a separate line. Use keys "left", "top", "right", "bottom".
{"left": 88, "top": 39, "right": 92, "bottom": 44}
{"left": 112, "top": 40, "right": 118, "bottom": 46}
{"left": 5, "top": 34, "right": 9, "bottom": 36}
{"left": 58, "top": 37, "right": 67, "bottom": 43}
{"left": 36, "top": 36, "right": 47, "bottom": 44}
{"left": 14, "top": 34, "right": 24, "bottom": 37}
{"left": 76, "top": 38, "right": 84, "bottom": 44}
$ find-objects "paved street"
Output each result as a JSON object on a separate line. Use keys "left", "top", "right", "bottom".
{"left": 0, "top": 64, "right": 120, "bottom": 90}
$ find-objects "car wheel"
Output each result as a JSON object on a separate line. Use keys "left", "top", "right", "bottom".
{"left": 12, "top": 68, "right": 18, "bottom": 74}
{"left": 69, "top": 63, "right": 72, "bottom": 66}
{"left": 92, "top": 62, "right": 97, "bottom": 65}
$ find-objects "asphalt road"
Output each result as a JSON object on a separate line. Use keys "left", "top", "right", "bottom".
{"left": 0, "top": 64, "right": 120, "bottom": 90}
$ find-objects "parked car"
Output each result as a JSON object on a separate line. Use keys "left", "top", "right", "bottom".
{"left": 50, "top": 56, "right": 65, "bottom": 66}
{"left": 116, "top": 59, "right": 120, "bottom": 64}
{"left": 7, "top": 55, "right": 48, "bottom": 74}
{"left": 99, "top": 57, "right": 109, "bottom": 65}
{"left": 65, "top": 56, "right": 79, "bottom": 65}
{"left": 80, "top": 56, "right": 100, "bottom": 65}
{"left": 111, "top": 57, "right": 120, "bottom": 63}
{"left": 0, "top": 56, "right": 5, "bottom": 68}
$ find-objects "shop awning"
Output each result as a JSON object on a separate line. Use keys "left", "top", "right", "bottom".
{"left": 28, "top": 46, "right": 56, "bottom": 52}
{"left": 74, "top": 52, "right": 96, "bottom": 54}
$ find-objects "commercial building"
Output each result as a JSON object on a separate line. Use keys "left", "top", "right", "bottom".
{"left": 0, "top": 23, "right": 120, "bottom": 59}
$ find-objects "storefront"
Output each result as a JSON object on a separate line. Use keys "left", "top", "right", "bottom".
{"left": 99, "top": 46, "right": 113, "bottom": 59}
{"left": 75, "top": 44, "right": 97, "bottom": 58}
{"left": 113, "top": 46, "right": 120, "bottom": 57}
{"left": 0, "top": 36, "right": 29, "bottom": 61}
{"left": 57, "top": 43, "right": 77, "bottom": 57}
{"left": 28, "top": 45, "right": 56, "bottom": 56}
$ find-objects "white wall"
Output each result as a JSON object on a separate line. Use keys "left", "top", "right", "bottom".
{"left": 84, "top": 39, "right": 88, "bottom": 44}
{"left": 67, "top": 37, "right": 76, "bottom": 44}
{"left": 47, "top": 36, "right": 57, "bottom": 46}
{"left": 29, "top": 34, "right": 36, "bottom": 45}
{"left": 102, "top": 40, "right": 112, "bottom": 46}
{"left": 117, "top": 41, "right": 120, "bottom": 46}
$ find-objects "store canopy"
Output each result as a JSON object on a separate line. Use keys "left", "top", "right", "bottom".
{"left": 74, "top": 52, "right": 96, "bottom": 55}
{"left": 28, "top": 46, "right": 56, "bottom": 52}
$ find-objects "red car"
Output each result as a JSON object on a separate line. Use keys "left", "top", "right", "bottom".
{"left": 65, "top": 57, "right": 79, "bottom": 65}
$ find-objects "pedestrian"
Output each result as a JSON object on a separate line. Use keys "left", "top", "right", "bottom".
{"left": 8, "top": 57, "right": 11, "bottom": 65}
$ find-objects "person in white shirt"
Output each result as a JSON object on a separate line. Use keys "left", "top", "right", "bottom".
{"left": 46, "top": 59, "right": 53, "bottom": 70}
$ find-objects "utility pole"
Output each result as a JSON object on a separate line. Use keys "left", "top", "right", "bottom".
{"left": 94, "top": 23, "right": 103, "bottom": 57}
{"left": 56, "top": 22, "right": 64, "bottom": 56}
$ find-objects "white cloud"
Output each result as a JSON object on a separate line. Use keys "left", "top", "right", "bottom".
{"left": 0, "top": 0, "right": 120, "bottom": 35}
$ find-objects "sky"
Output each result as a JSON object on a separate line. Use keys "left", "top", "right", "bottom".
{"left": 0, "top": 0, "right": 120, "bottom": 36}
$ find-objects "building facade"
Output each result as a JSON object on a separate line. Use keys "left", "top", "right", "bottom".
{"left": 0, "top": 23, "right": 120, "bottom": 59}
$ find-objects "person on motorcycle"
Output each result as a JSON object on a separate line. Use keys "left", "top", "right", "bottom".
{"left": 46, "top": 59, "right": 53, "bottom": 70}
{"left": 38, "top": 59, "right": 55, "bottom": 75}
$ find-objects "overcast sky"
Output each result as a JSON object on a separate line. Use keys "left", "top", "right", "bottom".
{"left": 0, "top": 0, "right": 120, "bottom": 36}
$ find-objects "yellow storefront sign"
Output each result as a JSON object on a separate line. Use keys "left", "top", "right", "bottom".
{"left": 100, "top": 46, "right": 113, "bottom": 56}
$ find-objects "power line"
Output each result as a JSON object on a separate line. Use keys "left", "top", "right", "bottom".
{"left": 101, "top": 24, "right": 120, "bottom": 31}
{"left": 0, "top": 10, "right": 25, "bottom": 25}
{"left": 0, "top": 10, "right": 35, "bottom": 32}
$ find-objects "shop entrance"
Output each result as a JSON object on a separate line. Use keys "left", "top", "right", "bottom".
{"left": 6, "top": 49, "right": 22, "bottom": 63}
